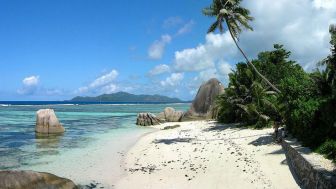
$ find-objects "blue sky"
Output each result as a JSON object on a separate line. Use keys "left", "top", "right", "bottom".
{"left": 1, "top": 0, "right": 336, "bottom": 101}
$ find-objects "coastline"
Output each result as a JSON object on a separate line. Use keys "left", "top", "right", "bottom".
{"left": 20, "top": 126, "right": 156, "bottom": 188}
{"left": 115, "top": 120, "right": 300, "bottom": 189}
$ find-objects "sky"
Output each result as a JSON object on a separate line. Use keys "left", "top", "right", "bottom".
{"left": 0, "top": 0, "right": 336, "bottom": 101}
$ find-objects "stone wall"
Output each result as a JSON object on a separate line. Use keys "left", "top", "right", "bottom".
{"left": 282, "top": 138, "right": 336, "bottom": 189}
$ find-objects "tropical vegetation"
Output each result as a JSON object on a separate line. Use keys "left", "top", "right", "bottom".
{"left": 203, "top": 0, "right": 336, "bottom": 162}
{"left": 215, "top": 28, "right": 336, "bottom": 162}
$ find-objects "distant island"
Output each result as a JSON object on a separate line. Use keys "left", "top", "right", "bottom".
{"left": 69, "top": 91, "right": 184, "bottom": 103}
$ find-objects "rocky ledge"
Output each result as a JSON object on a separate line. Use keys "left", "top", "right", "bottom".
{"left": 282, "top": 138, "right": 336, "bottom": 189}
{"left": 0, "top": 170, "right": 77, "bottom": 189}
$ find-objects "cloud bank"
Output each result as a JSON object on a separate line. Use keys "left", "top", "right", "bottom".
{"left": 76, "top": 69, "right": 119, "bottom": 94}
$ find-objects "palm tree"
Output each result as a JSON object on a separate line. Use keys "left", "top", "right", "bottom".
{"left": 202, "top": 0, "right": 281, "bottom": 93}
{"left": 318, "top": 24, "right": 336, "bottom": 97}
{"left": 216, "top": 63, "right": 278, "bottom": 126}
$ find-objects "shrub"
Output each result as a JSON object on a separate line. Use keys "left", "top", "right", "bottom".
{"left": 311, "top": 98, "right": 336, "bottom": 147}
{"left": 317, "top": 139, "right": 336, "bottom": 162}
{"left": 285, "top": 98, "right": 321, "bottom": 147}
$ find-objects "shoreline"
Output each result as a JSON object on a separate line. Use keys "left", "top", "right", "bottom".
{"left": 115, "top": 120, "right": 300, "bottom": 189}
{"left": 118, "top": 127, "right": 160, "bottom": 182}
{"left": 20, "top": 126, "right": 157, "bottom": 188}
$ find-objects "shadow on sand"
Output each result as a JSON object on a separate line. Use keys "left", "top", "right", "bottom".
{"left": 202, "top": 122, "right": 245, "bottom": 132}
{"left": 248, "top": 135, "right": 275, "bottom": 146}
{"left": 153, "top": 138, "right": 194, "bottom": 145}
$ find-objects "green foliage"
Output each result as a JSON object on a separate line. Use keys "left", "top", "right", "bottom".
{"left": 318, "top": 25, "right": 336, "bottom": 98}
{"left": 255, "top": 44, "right": 302, "bottom": 86}
{"left": 317, "top": 139, "right": 336, "bottom": 162}
{"left": 311, "top": 98, "right": 336, "bottom": 147}
{"left": 215, "top": 26, "right": 336, "bottom": 162}
{"left": 217, "top": 62, "right": 278, "bottom": 127}
{"left": 284, "top": 98, "right": 321, "bottom": 146}
{"left": 202, "top": 0, "right": 254, "bottom": 37}
{"left": 217, "top": 44, "right": 295, "bottom": 128}
{"left": 217, "top": 44, "right": 319, "bottom": 130}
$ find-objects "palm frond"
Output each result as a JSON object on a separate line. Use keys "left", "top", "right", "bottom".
{"left": 207, "top": 20, "right": 219, "bottom": 33}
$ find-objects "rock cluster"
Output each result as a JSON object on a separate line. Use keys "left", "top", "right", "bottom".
{"left": 182, "top": 78, "right": 224, "bottom": 121}
{"left": 36, "top": 109, "right": 65, "bottom": 134}
{"left": 159, "top": 107, "right": 184, "bottom": 122}
{"left": 0, "top": 170, "right": 77, "bottom": 189}
{"left": 135, "top": 78, "right": 225, "bottom": 125}
{"left": 136, "top": 113, "right": 162, "bottom": 126}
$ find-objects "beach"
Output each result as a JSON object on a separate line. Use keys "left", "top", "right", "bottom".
{"left": 0, "top": 103, "right": 189, "bottom": 188}
{"left": 116, "top": 120, "right": 299, "bottom": 189}
{"left": 0, "top": 104, "right": 300, "bottom": 188}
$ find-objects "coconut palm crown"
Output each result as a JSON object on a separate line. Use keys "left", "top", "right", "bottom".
{"left": 203, "top": 0, "right": 253, "bottom": 39}
{"left": 203, "top": 0, "right": 281, "bottom": 93}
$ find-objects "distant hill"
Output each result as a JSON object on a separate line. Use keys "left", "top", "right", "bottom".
{"left": 69, "top": 92, "right": 184, "bottom": 103}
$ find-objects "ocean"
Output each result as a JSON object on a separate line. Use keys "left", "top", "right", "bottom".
{"left": 0, "top": 102, "right": 190, "bottom": 185}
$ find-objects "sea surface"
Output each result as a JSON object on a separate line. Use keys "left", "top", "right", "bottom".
{"left": 0, "top": 102, "right": 190, "bottom": 171}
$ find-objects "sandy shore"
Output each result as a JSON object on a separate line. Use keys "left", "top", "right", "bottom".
{"left": 21, "top": 128, "right": 155, "bottom": 189}
{"left": 116, "top": 121, "right": 300, "bottom": 189}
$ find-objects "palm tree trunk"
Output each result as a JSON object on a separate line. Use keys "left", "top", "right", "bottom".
{"left": 226, "top": 21, "right": 281, "bottom": 93}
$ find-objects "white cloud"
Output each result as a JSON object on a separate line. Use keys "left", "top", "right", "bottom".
{"left": 148, "top": 64, "right": 170, "bottom": 76}
{"left": 148, "top": 34, "right": 172, "bottom": 60}
{"left": 176, "top": 20, "right": 195, "bottom": 35}
{"left": 76, "top": 69, "right": 119, "bottom": 94}
{"left": 142, "top": 0, "right": 336, "bottom": 100}
{"left": 313, "top": 0, "right": 336, "bottom": 10}
{"left": 89, "top": 69, "right": 118, "bottom": 88}
{"left": 173, "top": 32, "right": 235, "bottom": 72}
{"left": 160, "top": 73, "right": 184, "bottom": 87}
{"left": 197, "top": 69, "right": 218, "bottom": 82}
{"left": 163, "top": 16, "right": 183, "bottom": 28}
{"left": 17, "top": 75, "right": 40, "bottom": 95}
{"left": 239, "top": 0, "right": 336, "bottom": 70}
{"left": 217, "top": 61, "right": 232, "bottom": 76}
{"left": 23, "top": 75, "right": 39, "bottom": 86}
{"left": 77, "top": 86, "right": 89, "bottom": 94}
{"left": 100, "top": 84, "right": 118, "bottom": 94}
{"left": 173, "top": 0, "right": 336, "bottom": 74}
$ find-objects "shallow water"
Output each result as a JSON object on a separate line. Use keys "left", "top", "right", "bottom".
{"left": 0, "top": 103, "right": 190, "bottom": 171}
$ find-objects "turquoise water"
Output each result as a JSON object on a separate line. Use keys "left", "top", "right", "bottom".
{"left": 0, "top": 103, "right": 190, "bottom": 170}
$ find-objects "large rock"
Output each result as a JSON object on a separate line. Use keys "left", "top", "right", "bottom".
{"left": 162, "top": 107, "right": 184, "bottom": 122}
{"left": 0, "top": 170, "right": 77, "bottom": 189}
{"left": 182, "top": 78, "right": 225, "bottom": 121}
{"left": 36, "top": 109, "right": 65, "bottom": 134}
{"left": 136, "top": 113, "right": 162, "bottom": 126}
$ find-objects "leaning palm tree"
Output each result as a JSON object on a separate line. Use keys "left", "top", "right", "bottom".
{"left": 203, "top": 0, "right": 281, "bottom": 93}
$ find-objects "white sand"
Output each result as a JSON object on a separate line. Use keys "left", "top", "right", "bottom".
{"left": 116, "top": 121, "right": 300, "bottom": 189}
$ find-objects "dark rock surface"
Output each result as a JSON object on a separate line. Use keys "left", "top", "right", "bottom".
{"left": 282, "top": 138, "right": 336, "bottom": 189}
{"left": 0, "top": 170, "right": 77, "bottom": 189}
{"left": 182, "top": 78, "right": 224, "bottom": 121}
{"left": 136, "top": 113, "right": 162, "bottom": 126}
